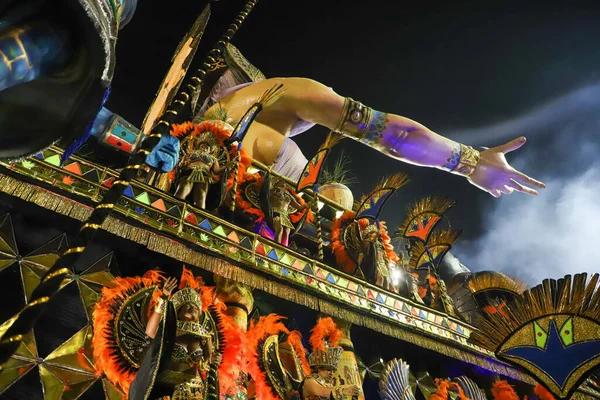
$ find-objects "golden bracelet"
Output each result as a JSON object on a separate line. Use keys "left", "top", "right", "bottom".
{"left": 451, "top": 144, "right": 480, "bottom": 177}
{"left": 154, "top": 297, "right": 167, "bottom": 315}
{"left": 334, "top": 97, "right": 373, "bottom": 142}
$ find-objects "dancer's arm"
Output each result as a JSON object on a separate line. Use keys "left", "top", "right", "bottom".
{"left": 263, "top": 78, "right": 546, "bottom": 197}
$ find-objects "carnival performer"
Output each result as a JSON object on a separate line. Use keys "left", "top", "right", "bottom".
{"left": 270, "top": 178, "right": 308, "bottom": 245}
{"left": 93, "top": 267, "right": 248, "bottom": 400}
{"left": 300, "top": 318, "right": 361, "bottom": 400}
{"left": 128, "top": 273, "right": 222, "bottom": 400}
{"left": 165, "top": 119, "right": 244, "bottom": 210}
{"left": 357, "top": 222, "right": 392, "bottom": 290}
{"left": 188, "top": 44, "right": 545, "bottom": 198}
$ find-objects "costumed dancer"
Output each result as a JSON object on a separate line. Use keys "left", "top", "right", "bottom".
{"left": 93, "top": 267, "right": 246, "bottom": 400}
{"left": 171, "top": 120, "right": 239, "bottom": 209}
{"left": 270, "top": 177, "right": 308, "bottom": 246}
{"left": 300, "top": 318, "right": 361, "bottom": 400}
{"left": 357, "top": 222, "right": 393, "bottom": 290}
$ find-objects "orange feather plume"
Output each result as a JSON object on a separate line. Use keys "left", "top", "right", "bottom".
{"left": 492, "top": 380, "right": 520, "bottom": 400}
{"left": 309, "top": 317, "right": 343, "bottom": 351}
{"left": 212, "top": 302, "right": 247, "bottom": 396}
{"left": 287, "top": 330, "right": 311, "bottom": 376}
{"left": 92, "top": 273, "right": 164, "bottom": 394}
{"left": 331, "top": 211, "right": 400, "bottom": 274}
{"left": 430, "top": 379, "right": 469, "bottom": 400}
{"left": 534, "top": 384, "right": 555, "bottom": 400}
{"left": 245, "top": 314, "right": 290, "bottom": 400}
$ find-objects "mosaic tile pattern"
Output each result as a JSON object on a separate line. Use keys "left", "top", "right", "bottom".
{"left": 0, "top": 147, "right": 492, "bottom": 357}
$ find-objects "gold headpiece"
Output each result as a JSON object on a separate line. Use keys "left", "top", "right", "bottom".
{"left": 171, "top": 287, "right": 202, "bottom": 313}
{"left": 308, "top": 345, "right": 343, "bottom": 370}
{"left": 360, "top": 223, "right": 380, "bottom": 239}
{"left": 176, "top": 320, "right": 211, "bottom": 338}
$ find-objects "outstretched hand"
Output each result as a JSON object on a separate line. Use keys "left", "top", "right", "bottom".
{"left": 468, "top": 136, "right": 546, "bottom": 198}
{"left": 161, "top": 277, "right": 178, "bottom": 298}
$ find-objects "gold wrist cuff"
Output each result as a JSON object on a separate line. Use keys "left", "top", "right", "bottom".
{"left": 154, "top": 297, "right": 167, "bottom": 315}
{"left": 451, "top": 144, "right": 480, "bottom": 177}
{"left": 334, "top": 98, "right": 373, "bottom": 141}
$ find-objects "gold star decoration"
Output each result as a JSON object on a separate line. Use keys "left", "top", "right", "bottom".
{"left": 0, "top": 213, "right": 124, "bottom": 398}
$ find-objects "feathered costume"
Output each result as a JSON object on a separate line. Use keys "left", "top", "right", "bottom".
{"left": 92, "top": 267, "right": 245, "bottom": 399}
{"left": 244, "top": 315, "right": 309, "bottom": 400}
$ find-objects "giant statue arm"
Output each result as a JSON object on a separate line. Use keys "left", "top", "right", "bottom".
{"left": 231, "top": 77, "right": 546, "bottom": 198}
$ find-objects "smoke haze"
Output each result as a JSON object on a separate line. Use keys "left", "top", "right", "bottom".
{"left": 451, "top": 84, "right": 600, "bottom": 285}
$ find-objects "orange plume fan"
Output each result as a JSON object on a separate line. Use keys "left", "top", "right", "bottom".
{"left": 430, "top": 379, "right": 469, "bottom": 400}
{"left": 492, "top": 380, "right": 520, "bottom": 400}
{"left": 245, "top": 314, "right": 290, "bottom": 400}
{"left": 212, "top": 303, "right": 247, "bottom": 396}
{"left": 309, "top": 317, "right": 343, "bottom": 351}
{"left": 287, "top": 330, "right": 311, "bottom": 376}
{"left": 179, "top": 266, "right": 205, "bottom": 290}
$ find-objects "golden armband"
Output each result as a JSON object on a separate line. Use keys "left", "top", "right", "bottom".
{"left": 450, "top": 144, "right": 481, "bottom": 177}
{"left": 334, "top": 98, "right": 389, "bottom": 147}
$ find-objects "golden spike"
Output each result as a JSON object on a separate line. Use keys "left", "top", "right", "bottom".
{"left": 353, "top": 173, "right": 411, "bottom": 211}
{"left": 467, "top": 272, "right": 528, "bottom": 295}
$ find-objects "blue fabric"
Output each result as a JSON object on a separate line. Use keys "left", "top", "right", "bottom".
{"left": 146, "top": 135, "right": 180, "bottom": 172}
{"left": 61, "top": 87, "right": 111, "bottom": 165}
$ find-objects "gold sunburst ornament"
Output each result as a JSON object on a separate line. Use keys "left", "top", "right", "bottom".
{"left": 469, "top": 273, "right": 600, "bottom": 399}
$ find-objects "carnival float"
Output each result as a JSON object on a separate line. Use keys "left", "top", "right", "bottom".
{"left": 1, "top": 1, "right": 600, "bottom": 400}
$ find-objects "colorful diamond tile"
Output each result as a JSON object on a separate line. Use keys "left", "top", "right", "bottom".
{"left": 199, "top": 219, "right": 212, "bottom": 231}
{"left": 367, "top": 290, "right": 376, "bottom": 300}
{"left": 411, "top": 307, "right": 420, "bottom": 317}
{"left": 279, "top": 253, "right": 292, "bottom": 266}
{"left": 385, "top": 297, "right": 395, "bottom": 307}
{"left": 337, "top": 277, "right": 349, "bottom": 289}
{"left": 302, "top": 264, "right": 313, "bottom": 275}
{"left": 256, "top": 243, "right": 266, "bottom": 256}
{"left": 435, "top": 315, "right": 443, "bottom": 325}
{"left": 34, "top": 153, "right": 44, "bottom": 160}
{"left": 135, "top": 192, "right": 151, "bottom": 205}
{"left": 151, "top": 198, "right": 167, "bottom": 212}
{"left": 63, "top": 162, "right": 82, "bottom": 175}
{"left": 267, "top": 249, "right": 278, "bottom": 261}
{"left": 347, "top": 281, "right": 358, "bottom": 292}
{"left": 449, "top": 321, "right": 457, "bottom": 331}
{"left": 82, "top": 169, "right": 100, "bottom": 183}
{"left": 102, "top": 177, "right": 115, "bottom": 188}
{"left": 427, "top": 313, "right": 436, "bottom": 323}
{"left": 326, "top": 273, "right": 336, "bottom": 284}
{"left": 402, "top": 303, "right": 411, "bottom": 314}
{"left": 394, "top": 300, "right": 402, "bottom": 310}
{"left": 213, "top": 225, "right": 227, "bottom": 237}
{"left": 45, "top": 154, "right": 61, "bottom": 166}
{"left": 315, "top": 268, "right": 327, "bottom": 280}
{"left": 456, "top": 325, "right": 464, "bottom": 335}
{"left": 281, "top": 267, "right": 290, "bottom": 276}
{"left": 240, "top": 236, "right": 253, "bottom": 249}
{"left": 349, "top": 295, "right": 357, "bottom": 303}
{"left": 419, "top": 310, "right": 427, "bottom": 319}
{"left": 185, "top": 213, "right": 199, "bottom": 225}
{"left": 356, "top": 285, "right": 365, "bottom": 296}
{"left": 376, "top": 294, "right": 385, "bottom": 304}
{"left": 227, "top": 231, "right": 240, "bottom": 243}
{"left": 123, "top": 185, "right": 135, "bottom": 198}
{"left": 291, "top": 259, "right": 302, "bottom": 270}
{"left": 167, "top": 205, "right": 182, "bottom": 218}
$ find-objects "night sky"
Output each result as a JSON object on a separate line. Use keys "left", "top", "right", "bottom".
{"left": 107, "top": 0, "right": 600, "bottom": 283}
